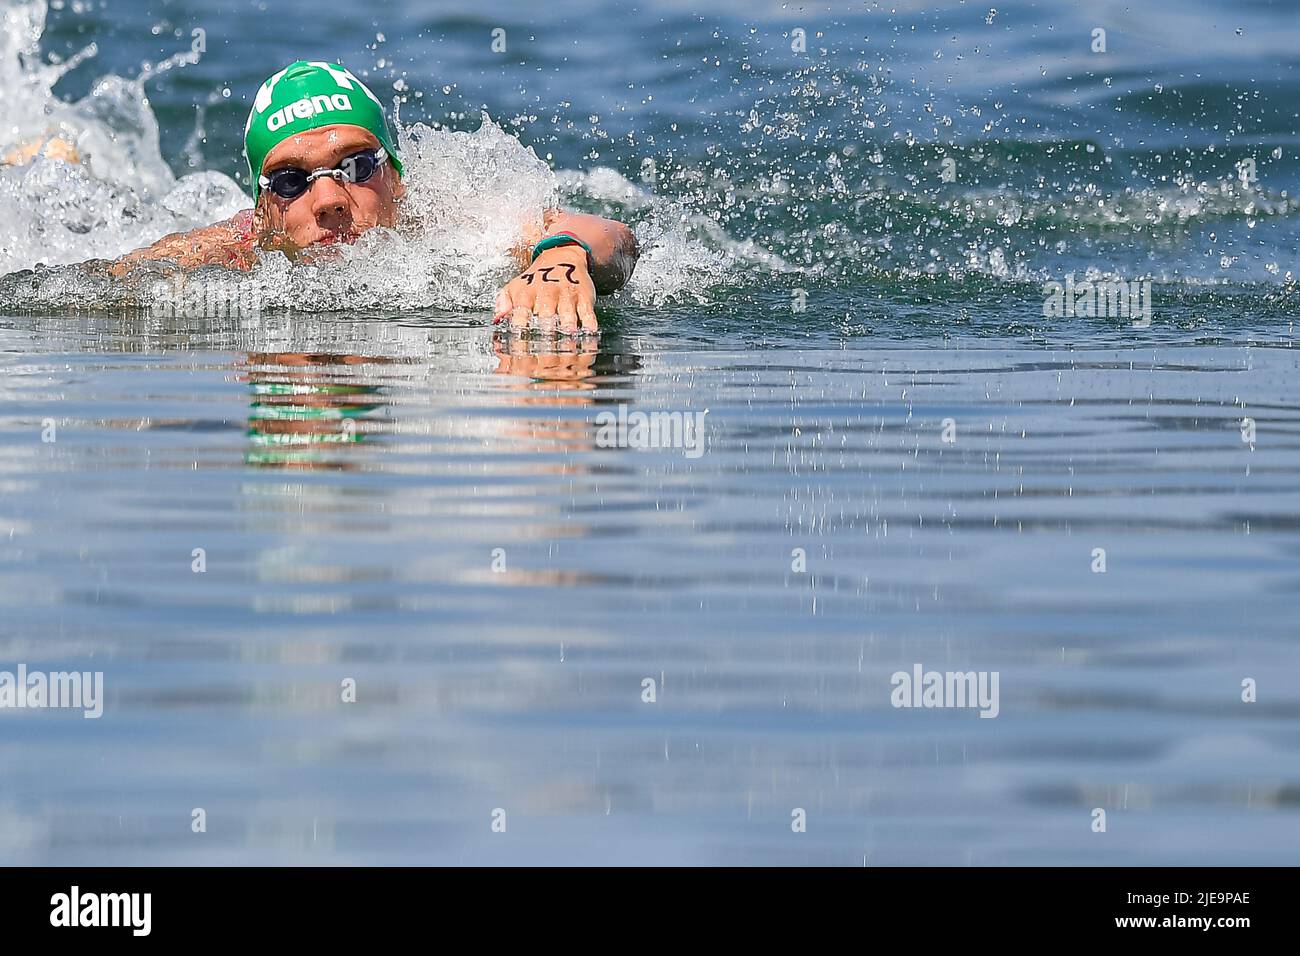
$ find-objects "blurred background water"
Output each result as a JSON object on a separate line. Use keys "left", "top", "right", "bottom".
{"left": 0, "top": 0, "right": 1298, "bottom": 864}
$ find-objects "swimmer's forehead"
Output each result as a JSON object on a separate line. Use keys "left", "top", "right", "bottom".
{"left": 261, "top": 124, "right": 380, "bottom": 170}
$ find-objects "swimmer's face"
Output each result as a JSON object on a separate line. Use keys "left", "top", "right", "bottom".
{"left": 254, "top": 124, "right": 404, "bottom": 250}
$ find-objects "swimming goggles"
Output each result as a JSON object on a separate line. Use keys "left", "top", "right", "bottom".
{"left": 258, "top": 147, "right": 389, "bottom": 200}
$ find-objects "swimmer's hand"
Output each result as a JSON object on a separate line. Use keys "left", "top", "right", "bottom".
{"left": 494, "top": 244, "right": 599, "bottom": 334}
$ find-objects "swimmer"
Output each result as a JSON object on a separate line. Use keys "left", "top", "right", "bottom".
{"left": 106, "top": 60, "right": 638, "bottom": 333}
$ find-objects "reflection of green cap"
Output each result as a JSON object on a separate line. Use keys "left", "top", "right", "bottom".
{"left": 243, "top": 60, "right": 403, "bottom": 200}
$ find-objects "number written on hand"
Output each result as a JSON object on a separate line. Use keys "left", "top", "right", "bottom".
{"left": 521, "top": 264, "right": 580, "bottom": 285}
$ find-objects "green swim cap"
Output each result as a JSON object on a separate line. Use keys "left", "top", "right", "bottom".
{"left": 243, "top": 60, "right": 404, "bottom": 200}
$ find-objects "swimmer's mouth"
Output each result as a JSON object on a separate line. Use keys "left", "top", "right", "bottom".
{"left": 313, "top": 229, "right": 360, "bottom": 246}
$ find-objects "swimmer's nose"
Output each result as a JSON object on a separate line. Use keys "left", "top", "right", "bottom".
{"left": 310, "top": 175, "right": 352, "bottom": 230}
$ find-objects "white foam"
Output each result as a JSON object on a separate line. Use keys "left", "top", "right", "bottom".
{"left": 0, "top": 0, "right": 751, "bottom": 315}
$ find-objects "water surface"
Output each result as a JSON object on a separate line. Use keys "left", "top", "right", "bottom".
{"left": 1, "top": 0, "right": 1299, "bottom": 864}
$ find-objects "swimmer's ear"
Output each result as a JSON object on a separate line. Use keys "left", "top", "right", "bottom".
{"left": 391, "top": 169, "right": 406, "bottom": 202}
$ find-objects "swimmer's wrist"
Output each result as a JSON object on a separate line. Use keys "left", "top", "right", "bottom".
{"left": 530, "top": 242, "right": 594, "bottom": 281}
{"left": 531, "top": 231, "right": 592, "bottom": 263}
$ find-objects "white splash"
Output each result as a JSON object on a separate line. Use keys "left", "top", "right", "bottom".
{"left": 0, "top": 0, "right": 753, "bottom": 314}
{"left": 0, "top": 0, "right": 247, "bottom": 276}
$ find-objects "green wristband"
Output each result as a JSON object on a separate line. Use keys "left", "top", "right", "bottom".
{"left": 531, "top": 231, "right": 593, "bottom": 263}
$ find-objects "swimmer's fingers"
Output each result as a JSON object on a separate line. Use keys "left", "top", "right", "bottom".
{"left": 572, "top": 265, "right": 599, "bottom": 334}
{"left": 493, "top": 288, "right": 514, "bottom": 323}
{"left": 533, "top": 284, "right": 562, "bottom": 333}
{"left": 503, "top": 277, "right": 538, "bottom": 330}
{"left": 497, "top": 274, "right": 539, "bottom": 328}
{"left": 577, "top": 296, "right": 598, "bottom": 333}
{"left": 556, "top": 296, "right": 579, "bottom": 334}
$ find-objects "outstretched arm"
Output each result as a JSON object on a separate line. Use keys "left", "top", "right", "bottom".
{"left": 107, "top": 211, "right": 258, "bottom": 276}
{"left": 495, "top": 210, "right": 639, "bottom": 333}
